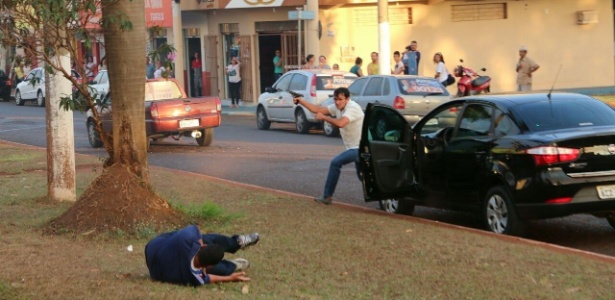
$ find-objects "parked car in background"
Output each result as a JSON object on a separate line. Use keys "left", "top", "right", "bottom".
{"left": 15, "top": 67, "right": 45, "bottom": 106}
{"left": 86, "top": 78, "right": 222, "bottom": 148}
{"left": 320, "top": 75, "right": 453, "bottom": 137}
{"left": 360, "top": 93, "right": 615, "bottom": 235}
{"left": 0, "top": 69, "right": 12, "bottom": 101}
{"left": 256, "top": 69, "right": 357, "bottom": 133}
{"left": 89, "top": 70, "right": 109, "bottom": 100}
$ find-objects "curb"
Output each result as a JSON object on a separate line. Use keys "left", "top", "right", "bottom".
{"left": 2, "top": 138, "right": 615, "bottom": 265}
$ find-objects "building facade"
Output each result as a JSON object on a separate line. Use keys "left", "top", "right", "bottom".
{"left": 175, "top": 0, "right": 615, "bottom": 100}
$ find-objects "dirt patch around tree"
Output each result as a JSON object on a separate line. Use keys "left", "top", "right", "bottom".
{"left": 45, "top": 163, "right": 183, "bottom": 235}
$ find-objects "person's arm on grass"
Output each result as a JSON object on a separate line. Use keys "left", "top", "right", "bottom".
{"left": 208, "top": 272, "right": 251, "bottom": 283}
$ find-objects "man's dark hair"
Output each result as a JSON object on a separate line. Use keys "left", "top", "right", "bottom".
{"left": 306, "top": 54, "right": 314, "bottom": 62}
{"left": 394, "top": 51, "right": 400, "bottom": 56}
{"left": 355, "top": 57, "right": 362, "bottom": 65}
{"left": 196, "top": 244, "right": 224, "bottom": 267}
{"left": 334, "top": 87, "right": 350, "bottom": 99}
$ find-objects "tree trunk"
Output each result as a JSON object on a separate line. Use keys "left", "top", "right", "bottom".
{"left": 102, "top": 0, "right": 149, "bottom": 184}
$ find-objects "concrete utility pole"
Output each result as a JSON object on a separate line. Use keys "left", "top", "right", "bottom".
{"left": 305, "top": 0, "right": 319, "bottom": 60}
{"left": 377, "top": 0, "right": 391, "bottom": 75}
{"left": 172, "top": 0, "right": 185, "bottom": 88}
{"left": 296, "top": 7, "right": 303, "bottom": 68}
{"left": 45, "top": 52, "right": 76, "bottom": 201}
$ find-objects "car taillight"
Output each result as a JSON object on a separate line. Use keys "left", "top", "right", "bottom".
{"left": 393, "top": 96, "right": 405, "bottom": 109}
{"left": 215, "top": 97, "right": 221, "bottom": 112}
{"left": 526, "top": 146, "right": 580, "bottom": 166}
{"left": 310, "top": 75, "right": 317, "bottom": 97}
{"left": 545, "top": 197, "right": 572, "bottom": 204}
{"left": 150, "top": 103, "right": 159, "bottom": 117}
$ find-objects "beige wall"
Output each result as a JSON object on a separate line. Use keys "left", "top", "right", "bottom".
{"left": 320, "top": 0, "right": 614, "bottom": 93}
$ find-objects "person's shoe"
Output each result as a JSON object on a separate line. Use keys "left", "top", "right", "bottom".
{"left": 236, "top": 233, "right": 260, "bottom": 249}
{"left": 231, "top": 258, "right": 250, "bottom": 272}
{"left": 314, "top": 195, "right": 332, "bottom": 205}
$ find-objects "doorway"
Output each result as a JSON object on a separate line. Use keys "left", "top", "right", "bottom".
{"left": 258, "top": 35, "right": 281, "bottom": 93}
{"left": 186, "top": 37, "right": 202, "bottom": 97}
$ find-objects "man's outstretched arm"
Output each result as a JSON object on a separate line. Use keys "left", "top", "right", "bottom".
{"left": 208, "top": 272, "right": 250, "bottom": 283}
{"left": 294, "top": 97, "right": 330, "bottom": 115}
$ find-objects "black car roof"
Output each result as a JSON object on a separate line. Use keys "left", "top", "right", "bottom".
{"left": 462, "top": 93, "right": 595, "bottom": 108}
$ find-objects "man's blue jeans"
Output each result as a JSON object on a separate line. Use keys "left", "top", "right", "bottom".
{"left": 324, "top": 148, "right": 360, "bottom": 198}
{"left": 202, "top": 234, "right": 240, "bottom": 276}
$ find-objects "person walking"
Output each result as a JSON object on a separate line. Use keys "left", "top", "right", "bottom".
{"left": 226, "top": 57, "right": 241, "bottom": 108}
{"left": 318, "top": 55, "right": 331, "bottom": 69}
{"left": 273, "top": 50, "right": 283, "bottom": 80}
{"left": 433, "top": 52, "right": 451, "bottom": 87}
{"left": 192, "top": 53, "right": 203, "bottom": 96}
{"left": 350, "top": 57, "right": 364, "bottom": 77}
{"left": 516, "top": 46, "right": 540, "bottom": 92}
{"left": 367, "top": 52, "right": 379, "bottom": 75}
{"left": 393, "top": 51, "right": 405, "bottom": 75}
{"left": 402, "top": 41, "right": 421, "bottom": 75}
{"left": 145, "top": 225, "right": 259, "bottom": 286}
{"left": 302, "top": 54, "right": 317, "bottom": 69}
{"left": 293, "top": 87, "right": 364, "bottom": 205}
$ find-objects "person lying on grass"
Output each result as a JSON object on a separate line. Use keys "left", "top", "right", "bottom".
{"left": 145, "top": 224, "right": 259, "bottom": 285}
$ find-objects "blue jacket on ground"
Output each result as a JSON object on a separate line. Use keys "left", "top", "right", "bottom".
{"left": 145, "top": 225, "right": 207, "bottom": 286}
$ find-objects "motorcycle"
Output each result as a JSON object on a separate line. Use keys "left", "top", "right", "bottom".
{"left": 454, "top": 59, "right": 491, "bottom": 97}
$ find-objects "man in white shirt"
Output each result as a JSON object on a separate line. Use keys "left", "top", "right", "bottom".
{"left": 293, "top": 87, "right": 364, "bottom": 205}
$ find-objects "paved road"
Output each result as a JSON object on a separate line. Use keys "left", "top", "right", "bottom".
{"left": 1, "top": 100, "right": 614, "bottom": 257}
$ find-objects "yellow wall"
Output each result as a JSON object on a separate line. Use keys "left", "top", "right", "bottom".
{"left": 319, "top": 0, "right": 614, "bottom": 92}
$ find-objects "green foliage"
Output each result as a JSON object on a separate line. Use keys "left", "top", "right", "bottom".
{"left": 171, "top": 201, "right": 240, "bottom": 225}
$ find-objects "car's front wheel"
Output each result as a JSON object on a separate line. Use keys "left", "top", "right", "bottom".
{"left": 87, "top": 120, "right": 103, "bottom": 148}
{"left": 196, "top": 128, "right": 213, "bottom": 147}
{"left": 15, "top": 90, "right": 24, "bottom": 106}
{"left": 36, "top": 90, "right": 45, "bottom": 107}
{"left": 483, "top": 186, "right": 522, "bottom": 235}
{"left": 295, "top": 109, "right": 310, "bottom": 134}
{"left": 256, "top": 106, "right": 271, "bottom": 130}
{"left": 323, "top": 121, "right": 339, "bottom": 137}
{"left": 379, "top": 198, "right": 414, "bottom": 215}
{"left": 606, "top": 213, "right": 615, "bottom": 230}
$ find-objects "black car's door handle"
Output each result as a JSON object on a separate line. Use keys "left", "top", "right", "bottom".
{"left": 398, "top": 145, "right": 408, "bottom": 152}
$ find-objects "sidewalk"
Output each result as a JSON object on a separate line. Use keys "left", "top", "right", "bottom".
{"left": 220, "top": 98, "right": 256, "bottom": 116}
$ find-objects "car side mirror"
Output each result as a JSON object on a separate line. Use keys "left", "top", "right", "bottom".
{"left": 265, "top": 86, "right": 274, "bottom": 93}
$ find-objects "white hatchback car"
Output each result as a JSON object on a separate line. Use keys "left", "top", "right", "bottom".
{"left": 256, "top": 69, "right": 357, "bottom": 133}
{"left": 89, "top": 70, "right": 109, "bottom": 100}
{"left": 15, "top": 67, "right": 46, "bottom": 107}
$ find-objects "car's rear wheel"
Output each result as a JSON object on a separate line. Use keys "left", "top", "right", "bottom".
{"left": 295, "top": 109, "right": 310, "bottom": 134}
{"left": 256, "top": 106, "right": 271, "bottom": 130}
{"left": 196, "top": 128, "right": 213, "bottom": 147}
{"left": 15, "top": 90, "right": 24, "bottom": 106}
{"left": 379, "top": 198, "right": 414, "bottom": 215}
{"left": 36, "top": 90, "right": 45, "bottom": 107}
{"left": 323, "top": 121, "right": 339, "bottom": 137}
{"left": 87, "top": 120, "right": 103, "bottom": 148}
{"left": 483, "top": 186, "right": 522, "bottom": 235}
{"left": 606, "top": 213, "right": 615, "bottom": 230}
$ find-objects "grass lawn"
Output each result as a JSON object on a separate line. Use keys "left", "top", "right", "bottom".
{"left": 0, "top": 143, "right": 614, "bottom": 299}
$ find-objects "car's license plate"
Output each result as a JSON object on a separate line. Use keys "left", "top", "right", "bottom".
{"left": 597, "top": 185, "right": 615, "bottom": 199}
{"left": 179, "top": 119, "right": 199, "bottom": 128}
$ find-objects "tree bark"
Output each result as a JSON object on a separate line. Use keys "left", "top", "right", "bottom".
{"left": 101, "top": 0, "right": 149, "bottom": 183}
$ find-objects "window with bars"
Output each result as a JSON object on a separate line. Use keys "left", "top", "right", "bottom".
{"left": 353, "top": 7, "right": 413, "bottom": 26}
{"left": 451, "top": 3, "right": 507, "bottom": 22}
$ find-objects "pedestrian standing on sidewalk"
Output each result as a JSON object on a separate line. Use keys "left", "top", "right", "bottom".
{"left": 293, "top": 87, "right": 364, "bottom": 205}
{"left": 350, "top": 57, "right": 364, "bottom": 77}
{"left": 226, "top": 57, "right": 241, "bottom": 108}
{"left": 192, "top": 53, "right": 203, "bottom": 96}
{"left": 273, "top": 50, "right": 283, "bottom": 81}
{"left": 402, "top": 41, "right": 421, "bottom": 75}
{"left": 367, "top": 52, "right": 379, "bottom": 75}
{"left": 516, "top": 46, "right": 540, "bottom": 92}
{"left": 433, "top": 52, "right": 451, "bottom": 87}
{"left": 393, "top": 51, "right": 405, "bottom": 75}
{"left": 302, "top": 54, "right": 317, "bottom": 69}
{"left": 145, "top": 225, "right": 259, "bottom": 286}
{"left": 318, "top": 55, "right": 331, "bottom": 70}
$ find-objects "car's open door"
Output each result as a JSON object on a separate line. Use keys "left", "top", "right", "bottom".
{"left": 359, "top": 103, "right": 415, "bottom": 201}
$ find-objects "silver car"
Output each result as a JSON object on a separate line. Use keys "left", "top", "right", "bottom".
{"left": 321, "top": 75, "right": 453, "bottom": 137}
{"left": 256, "top": 69, "right": 357, "bottom": 134}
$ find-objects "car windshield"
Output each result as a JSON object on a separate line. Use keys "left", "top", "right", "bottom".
{"left": 145, "top": 81, "right": 183, "bottom": 101}
{"left": 397, "top": 78, "right": 449, "bottom": 96}
{"left": 516, "top": 98, "right": 615, "bottom": 132}
{"left": 316, "top": 75, "right": 356, "bottom": 91}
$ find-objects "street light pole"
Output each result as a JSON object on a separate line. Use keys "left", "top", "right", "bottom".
{"left": 297, "top": 6, "right": 302, "bottom": 69}
{"left": 172, "top": 0, "right": 185, "bottom": 87}
{"left": 377, "top": 0, "right": 391, "bottom": 75}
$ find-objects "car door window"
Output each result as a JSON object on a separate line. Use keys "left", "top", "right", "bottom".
{"left": 382, "top": 79, "right": 390, "bottom": 96}
{"left": 419, "top": 103, "right": 463, "bottom": 136}
{"left": 455, "top": 104, "right": 494, "bottom": 138}
{"left": 348, "top": 78, "right": 367, "bottom": 96}
{"left": 25, "top": 71, "right": 34, "bottom": 81}
{"left": 288, "top": 74, "right": 307, "bottom": 91}
{"left": 366, "top": 105, "right": 407, "bottom": 142}
{"left": 493, "top": 109, "right": 520, "bottom": 136}
{"left": 274, "top": 74, "right": 292, "bottom": 91}
{"left": 364, "top": 78, "right": 383, "bottom": 96}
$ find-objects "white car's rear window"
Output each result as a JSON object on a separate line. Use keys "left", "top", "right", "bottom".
{"left": 145, "top": 81, "right": 183, "bottom": 101}
{"left": 317, "top": 75, "right": 357, "bottom": 91}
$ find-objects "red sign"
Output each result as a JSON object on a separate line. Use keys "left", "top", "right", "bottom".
{"left": 145, "top": 0, "right": 173, "bottom": 28}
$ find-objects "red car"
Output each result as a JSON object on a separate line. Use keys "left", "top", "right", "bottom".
{"left": 86, "top": 78, "right": 221, "bottom": 148}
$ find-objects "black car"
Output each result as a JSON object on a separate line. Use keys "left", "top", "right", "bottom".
{"left": 0, "top": 69, "right": 12, "bottom": 101}
{"left": 360, "top": 93, "right": 615, "bottom": 235}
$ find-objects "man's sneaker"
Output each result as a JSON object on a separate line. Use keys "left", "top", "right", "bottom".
{"left": 231, "top": 258, "right": 250, "bottom": 272}
{"left": 237, "top": 233, "right": 259, "bottom": 249}
{"left": 314, "top": 195, "right": 332, "bottom": 205}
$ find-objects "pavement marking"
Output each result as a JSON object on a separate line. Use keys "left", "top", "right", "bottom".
{"left": 0, "top": 125, "right": 47, "bottom": 133}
